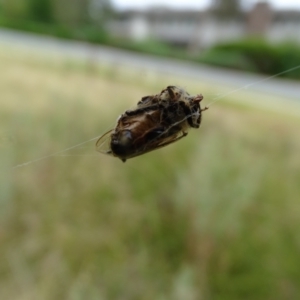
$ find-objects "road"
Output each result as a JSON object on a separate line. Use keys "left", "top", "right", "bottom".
{"left": 0, "top": 28, "right": 299, "bottom": 100}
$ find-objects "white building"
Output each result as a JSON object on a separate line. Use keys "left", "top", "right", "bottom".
{"left": 107, "top": 3, "right": 300, "bottom": 50}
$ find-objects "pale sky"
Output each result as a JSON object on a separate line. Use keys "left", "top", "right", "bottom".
{"left": 111, "top": 0, "right": 300, "bottom": 11}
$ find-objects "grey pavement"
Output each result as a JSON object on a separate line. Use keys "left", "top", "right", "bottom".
{"left": 0, "top": 28, "right": 299, "bottom": 100}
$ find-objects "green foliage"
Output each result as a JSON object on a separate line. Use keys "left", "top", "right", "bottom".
{"left": 0, "top": 0, "right": 110, "bottom": 26}
{"left": 0, "top": 0, "right": 53, "bottom": 22}
{"left": 198, "top": 48, "right": 258, "bottom": 72}
{"left": 51, "top": 0, "right": 89, "bottom": 25}
{"left": 0, "top": 0, "right": 28, "bottom": 19}
{"left": 27, "top": 0, "right": 53, "bottom": 22}
{"left": 200, "top": 39, "right": 300, "bottom": 79}
{"left": 109, "top": 38, "right": 185, "bottom": 58}
{"left": 211, "top": 0, "right": 241, "bottom": 19}
{"left": 0, "top": 16, "right": 109, "bottom": 43}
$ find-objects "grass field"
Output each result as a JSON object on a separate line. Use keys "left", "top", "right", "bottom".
{"left": 1, "top": 46, "right": 300, "bottom": 300}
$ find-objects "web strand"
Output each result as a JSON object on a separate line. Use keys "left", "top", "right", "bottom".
{"left": 206, "top": 64, "right": 300, "bottom": 107}
{"left": 12, "top": 136, "right": 100, "bottom": 170}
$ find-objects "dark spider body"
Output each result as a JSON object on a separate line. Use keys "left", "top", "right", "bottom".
{"left": 96, "top": 86, "right": 207, "bottom": 162}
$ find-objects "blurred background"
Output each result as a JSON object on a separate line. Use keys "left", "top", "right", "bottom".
{"left": 1, "top": 0, "right": 300, "bottom": 299}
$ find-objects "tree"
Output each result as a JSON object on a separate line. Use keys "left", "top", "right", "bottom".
{"left": 51, "top": 0, "right": 113, "bottom": 26}
{"left": 0, "top": 0, "right": 53, "bottom": 22}
{"left": 27, "top": 0, "right": 53, "bottom": 22}
{"left": 211, "top": 0, "right": 241, "bottom": 19}
{"left": 89, "top": 0, "right": 114, "bottom": 25}
{"left": 1, "top": 0, "right": 28, "bottom": 19}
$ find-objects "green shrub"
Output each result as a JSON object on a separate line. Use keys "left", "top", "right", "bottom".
{"left": 27, "top": 0, "right": 53, "bottom": 23}
{"left": 199, "top": 48, "right": 258, "bottom": 72}
{"left": 108, "top": 38, "right": 184, "bottom": 57}
{"left": 199, "top": 39, "right": 300, "bottom": 79}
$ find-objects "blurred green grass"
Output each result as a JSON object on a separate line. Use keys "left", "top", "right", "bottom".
{"left": 0, "top": 46, "right": 300, "bottom": 300}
